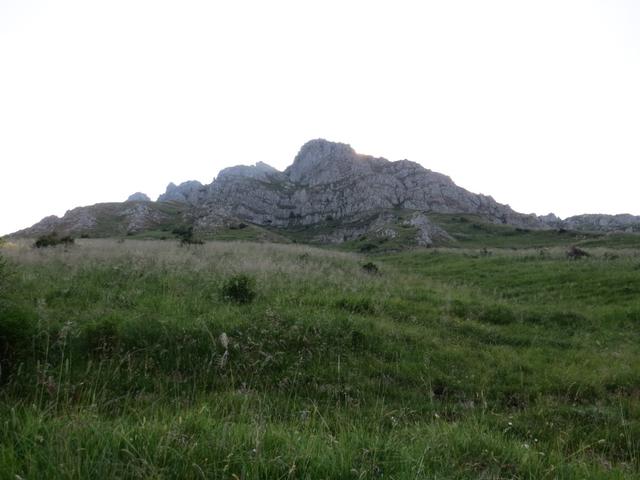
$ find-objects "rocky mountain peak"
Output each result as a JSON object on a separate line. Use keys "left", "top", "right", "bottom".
{"left": 126, "top": 192, "right": 151, "bottom": 202}
{"left": 285, "top": 139, "right": 366, "bottom": 185}
{"left": 217, "top": 161, "right": 282, "bottom": 182}
{"left": 157, "top": 180, "right": 203, "bottom": 204}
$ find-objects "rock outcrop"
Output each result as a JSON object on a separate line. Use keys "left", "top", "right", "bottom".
{"left": 563, "top": 214, "right": 640, "bottom": 233}
{"left": 403, "top": 212, "right": 454, "bottom": 246}
{"left": 195, "top": 139, "right": 543, "bottom": 229}
{"left": 126, "top": 192, "right": 151, "bottom": 202}
{"left": 538, "top": 213, "right": 640, "bottom": 233}
{"left": 16, "top": 138, "right": 637, "bottom": 243}
{"left": 157, "top": 181, "right": 204, "bottom": 204}
{"left": 12, "top": 203, "right": 186, "bottom": 238}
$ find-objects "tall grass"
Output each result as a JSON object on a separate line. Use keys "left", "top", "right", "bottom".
{"left": 0, "top": 239, "right": 638, "bottom": 478}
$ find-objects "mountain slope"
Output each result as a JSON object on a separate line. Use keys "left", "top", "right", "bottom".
{"left": 11, "top": 202, "right": 187, "bottom": 238}
{"left": 8, "top": 139, "right": 586, "bottom": 244}
{"left": 195, "top": 139, "right": 542, "bottom": 229}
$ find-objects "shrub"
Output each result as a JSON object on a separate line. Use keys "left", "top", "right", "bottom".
{"left": 172, "top": 226, "right": 203, "bottom": 245}
{"left": 82, "top": 317, "right": 120, "bottom": 356}
{"left": 359, "top": 243, "right": 378, "bottom": 253}
{"left": 547, "top": 311, "right": 586, "bottom": 328}
{"left": 0, "top": 254, "right": 8, "bottom": 296}
{"left": 298, "top": 253, "right": 311, "bottom": 262}
{"left": 0, "top": 302, "right": 37, "bottom": 381}
{"left": 33, "top": 232, "right": 74, "bottom": 248}
{"left": 566, "top": 246, "right": 589, "bottom": 260}
{"left": 479, "top": 305, "right": 516, "bottom": 325}
{"left": 221, "top": 274, "right": 257, "bottom": 304}
{"left": 449, "top": 300, "right": 473, "bottom": 319}
{"left": 335, "top": 296, "right": 376, "bottom": 314}
{"left": 229, "top": 222, "right": 248, "bottom": 230}
{"left": 361, "top": 262, "right": 380, "bottom": 275}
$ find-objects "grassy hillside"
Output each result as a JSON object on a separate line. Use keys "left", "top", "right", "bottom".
{"left": 0, "top": 239, "right": 638, "bottom": 478}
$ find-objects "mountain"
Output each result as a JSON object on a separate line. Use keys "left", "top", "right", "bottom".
{"left": 11, "top": 202, "right": 189, "bottom": 238}
{"left": 10, "top": 138, "right": 636, "bottom": 246}
{"left": 157, "top": 180, "right": 204, "bottom": 204}
{"left": 126, "top": 192, "right": 151, "bottom": 202}
{"left": 195, "top": 139, "right": 541, "bottom": 228}
{"left": 539, "top": 213, "right": 640, "bottom": 233}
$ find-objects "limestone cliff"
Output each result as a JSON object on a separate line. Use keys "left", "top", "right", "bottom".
{"left": 197, "top": 139, "right": 542, "bottom": 229}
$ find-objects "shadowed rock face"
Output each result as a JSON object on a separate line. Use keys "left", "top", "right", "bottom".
{"left": 13, "top": 138, "right": 550, "bottom": 239}
{"left": 11, "top": 203, "right": 183, "bottom": 238}
{"left": 126, "top": 192, "right": 151, "bottom": 202}
{"left": 284, "top": 139, "right": 374, "bottom": 186}
{"left": 199, "top": 139, "right": 542, "bottom": 228}
{"left": 157, "top": 181, "right": 204, "bottom": 204}
{"left": 559, "top": 214, "right": 640, "bottom": 233}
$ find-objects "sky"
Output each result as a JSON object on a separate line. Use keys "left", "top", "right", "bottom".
{"left": 1, "top": 0, "right": 639, "bottom": 235}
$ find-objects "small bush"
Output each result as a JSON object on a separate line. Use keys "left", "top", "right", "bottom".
{"left": 0, "top": 302, "right": 37, "bottom": 381}
{"left": 0, "top": 254, "right": 9, "bottom": 296}
{"left": 173, "top": 226, "right": 203, "bottom": 245}
{"left": 229, "top": 222, "right": 248, "bottom": 230}
{"left": 547, "top": 311, "right": 586, "bottom": 328}
{"left": 298, "top": 253, "right": 311, "bottom": 262}
{"left": 566, "top": 246, "right": 589, "bottom": 260}
{"left": 221, "top": 274, "right": 257, "bottom": 304}
{"left": 479, "top": 305, "right": 516, "bottom": 325}
{"left": 82, "top": 317, "right": 120, "bottom": 356}
{"left": 361, "top": 262, "right": 380, "bottom": 275}
{"left": 335, "top": 297, "right": 376, "bottom": 314}
{"left": 359, "top": 243, "right": 377, "bottom": 253}
{"left": 33, "top": 233, "right": 74, "bottom": 248}
{"left": 449, "top": 300, "right": 474, "bottom": 319}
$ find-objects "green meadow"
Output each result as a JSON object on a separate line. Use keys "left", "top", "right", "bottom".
{"left": 0, "top": 238, "right": 638, "bottom": 478}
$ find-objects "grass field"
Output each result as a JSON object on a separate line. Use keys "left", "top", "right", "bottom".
{"left": 0, "top": 239, "right": 639, "bottom": 478}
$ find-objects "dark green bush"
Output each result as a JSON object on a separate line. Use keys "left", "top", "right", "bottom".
{"left": 566, "top": 246, "right": 589, "bottom": 260}
{"left": 221, "top": 274, "right": 257, "bottom": 304}
{"left": 0, "top": 254, "right": 9, "bottom": 296}
{"left": 172, "top": 226, "right": 203, "bottom": 245}
{"left": 547, "top": 311, "right": 586, "bottom": 328}
{"left": 478, "top": 305, "right": 516, "bottom": 325}
{"left": 82, "top": 317, "right": 120, "bottom": 356}
{"left": 449, "top": 300, "right": 474, "bottom": 319}
{"left": 335, "top": 296, "right": 376, "bottom": 314}
{"left": 33, "top": 232, "right": 74, "bottom": 248}
{"left": 359, "top": 243, "right": 378, "bottom": 253}
{"left": 0, "top": 301, "right": 37, "bottom": 381}
{"left": 361, "top": 262, "right": 380, "bottom": 275}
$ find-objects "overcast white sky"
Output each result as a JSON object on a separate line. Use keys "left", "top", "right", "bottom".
{"left": 1, "top": 0, "right": 639, "bottom": 235}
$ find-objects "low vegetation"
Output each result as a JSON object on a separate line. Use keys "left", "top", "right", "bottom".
{"left": 0, "top": 238, "right": 638, "bottom": 478}
{"left": 221, "top": 273, "right": 257, "bottom": 304}
{"left": 33, "top": 232, "right": 75, "bottom": 248}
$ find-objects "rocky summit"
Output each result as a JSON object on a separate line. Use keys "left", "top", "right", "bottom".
{"left": 195, "top": 139, "right": 541, "bottom": 228}
{"left": 126, "top": 192, "right": 151, "bottom": 202}
{"left": 10, "top": 139, "right": 637, "bottom": 245}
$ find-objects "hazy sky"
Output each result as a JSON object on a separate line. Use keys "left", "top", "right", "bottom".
{"left": 1, "top": 0, "right": 639, "bottom": 235}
